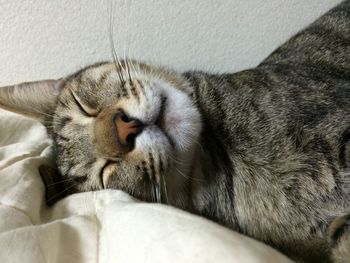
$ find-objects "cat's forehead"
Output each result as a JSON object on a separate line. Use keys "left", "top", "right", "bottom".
{"left": 64, "top": 61, "right": 191, "bottom": 94}
{"left": 71, "top": 62, "right": 156, "bottom": 85}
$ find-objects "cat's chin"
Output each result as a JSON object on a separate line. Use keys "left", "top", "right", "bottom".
{"left": 154, "top": 79, "right": 202, "bottom": 152}
{"left": 151, "top": 81, "right": 202, "bottom": 208}
{"left": 128, "top": 77, "right": 202, "bottom": 207}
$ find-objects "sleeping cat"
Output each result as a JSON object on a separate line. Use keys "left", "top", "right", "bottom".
{"left": 1, "top": 1, "right": 350, "bottom": 262}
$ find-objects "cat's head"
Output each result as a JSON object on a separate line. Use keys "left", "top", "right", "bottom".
{"left": 0, "top": 61, "right": 202, "bottom": 206}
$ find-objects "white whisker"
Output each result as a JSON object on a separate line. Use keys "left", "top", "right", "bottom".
{"left": 108, "top": 0, "right": 126, "bottom": 83}
{"left": 123, "top": 0, "right": 132, "bottom": 80}
{"left": 45, "top": 177, "right": 76, "bottom": 187}
{"left": 161, "top": 174, "right": 169, "bottom": 204}
{"left": 47, "top": 183, "right": 77, "bottom": 203}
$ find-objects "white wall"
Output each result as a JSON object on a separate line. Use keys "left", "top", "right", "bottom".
{"left": 0, "top": 0, "right": 343, "bottom": 86}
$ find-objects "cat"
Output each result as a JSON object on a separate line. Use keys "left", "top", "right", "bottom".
{"left": 1, "top": 1, "right": 350, "bottom": 262}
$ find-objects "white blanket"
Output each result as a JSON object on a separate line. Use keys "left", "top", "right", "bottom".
{"left": 0, "top": 109, "right": 293, "bottom": 263}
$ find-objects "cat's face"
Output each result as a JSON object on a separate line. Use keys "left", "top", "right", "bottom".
{"left": 0, "top": 61, "right": 202, "bottom": 206}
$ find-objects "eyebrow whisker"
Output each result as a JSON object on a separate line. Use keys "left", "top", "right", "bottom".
{"left": 108, "top": 0, "right": 126, "bottom": 85}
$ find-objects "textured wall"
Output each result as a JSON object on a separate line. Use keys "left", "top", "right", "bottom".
{"left": 0, "top": 0, "right": 343, "bottom": 86}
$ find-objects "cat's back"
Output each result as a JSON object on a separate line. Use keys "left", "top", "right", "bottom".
{"left": 185, "top": 0, "right": 350, "bottom": 173}
{"left": 187, "top": 63, "right": 350, "bottom": 154}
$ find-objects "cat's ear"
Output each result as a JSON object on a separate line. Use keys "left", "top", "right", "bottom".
{"left": 0, "top": 79, "right": 65, "bottom": 122}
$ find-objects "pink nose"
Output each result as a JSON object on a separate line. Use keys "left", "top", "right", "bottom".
{"left": 114, "top": 111, "right": 144, "bottom": 148}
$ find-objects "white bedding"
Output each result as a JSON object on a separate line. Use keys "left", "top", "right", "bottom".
{"left": 0, "top": 108, "right": 293, "bottom": 263}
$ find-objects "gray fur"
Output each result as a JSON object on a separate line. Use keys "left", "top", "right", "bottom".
{"left": 183, "top": 2, "right": 350, "bottom": 261}
{"left": 184, "top": 66, "right": 350, "bottom": 261}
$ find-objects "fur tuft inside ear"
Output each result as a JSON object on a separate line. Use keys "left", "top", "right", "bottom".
{"left": 0, "top": 79, "right": 65, "bottom": 122}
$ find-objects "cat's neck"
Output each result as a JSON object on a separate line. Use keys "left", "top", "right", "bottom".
{"left": 183, "top": 71, "right": 239, "bottom": 229}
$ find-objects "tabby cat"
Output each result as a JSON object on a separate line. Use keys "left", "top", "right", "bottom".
{"left": 1, "top": 1, "right": 350, "bottom": 262}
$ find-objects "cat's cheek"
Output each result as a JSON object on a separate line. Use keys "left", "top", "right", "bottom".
{"left": 101, "top": 158, "right": 141, "bottom": 185}
{"left": 102, "top": 164, "right": 155, "bottom": 203}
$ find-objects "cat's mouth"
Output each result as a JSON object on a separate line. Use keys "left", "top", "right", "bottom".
{"left": 155, "top": 97, "right": 175, "bottom": 148}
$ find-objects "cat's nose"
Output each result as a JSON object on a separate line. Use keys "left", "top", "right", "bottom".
{"left": 114, "top": 110, "right": 144, "bottom": 148}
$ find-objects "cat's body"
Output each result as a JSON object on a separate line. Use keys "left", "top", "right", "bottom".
{"left": 186, "top": 65, "right": 350, "bottom": 262}
{"left": 183, "top": 4, "right": 350, "bottom": 261}
{"left": 1, "top": 1, "right": 350, "bottom": 263}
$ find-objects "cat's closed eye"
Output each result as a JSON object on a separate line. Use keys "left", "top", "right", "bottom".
{"left": 70, "top": 90, "right": 98, "bottom": 117}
